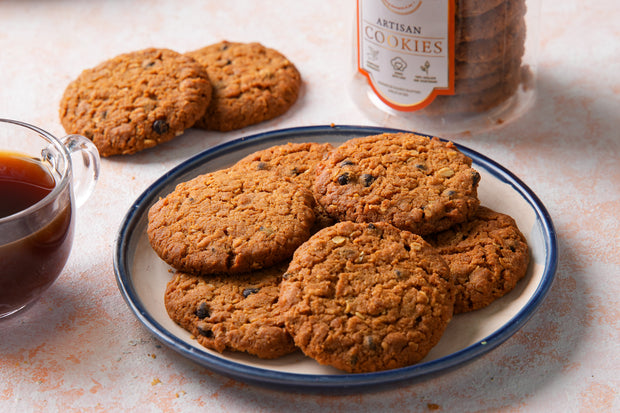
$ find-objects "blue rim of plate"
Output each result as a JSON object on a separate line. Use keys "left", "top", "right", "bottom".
{"left": 114, "top": 125, "right": 557, "bottom": 391}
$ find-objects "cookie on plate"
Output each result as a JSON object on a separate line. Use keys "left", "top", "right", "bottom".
{"left": 147, "top": 168, "right": 315, "bottom": 275}
{"left": 165, "top": 262, "right": 296, "bottom": 359}
{"left": 279, "top": 221, "right": 454, "bottom": 373}
{"left": 59, "top": 48, "right": 212, "bottom": 156}
{"left": 313, "top": 133, "right": 481, "bottom": 236}
{"left": 232, "top": 142, "right": 336, "bottom": 231}
{"left": 425, "top": 206, "right": 530, "bottom": 313}
{"left": 233, "top": 142, "right": 333, "bottom": 192}
{"left": 186, "top": 41, "right": 301, "bottom": 131}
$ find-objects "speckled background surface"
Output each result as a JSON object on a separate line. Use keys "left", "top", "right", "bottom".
{"left": 0, "top": 1, "right": 618, "bottom": 412}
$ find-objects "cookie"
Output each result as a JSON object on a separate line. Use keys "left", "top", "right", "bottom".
{"left": 456, "top": 0, "right": 506, "bottom": 17}
{"left": 279, "top": 221, "right": 454, "bottom": 373}
{"left": 233, "top": 142, "right": 333, "bottom": 194}
{"left": 422, "top": 67, "right": 522, "bottom": 115}
{"left": 186, "top": 41, "right": 301, "bottom": 131}
{"left": 59, "top": 48, "right": 212, "bottom": 156}
{"left": 454, "top": 58, "right": 521, "bottom": 94}
{"left": 456, "top": 17, "right": 526, "bottom": 63}
{"left": 313, "top": 133, "right": 481, "bottom": 236}
{"left": 456, "top": 0, "right": 526, "bottom": 43}
{"left": 165, "top": 262, "right": 296, "bottom": 359}
{"left": 147, "top": 168, "right": 316, "bottom": 275}
{"left": 455, "top": 52, "right": 523, "bottom": 80}
{"left": 425, "top": 206, "right": 530, "bottom": 313}
{"left": 232, "top": 142, "right": 336, "bottom": 230}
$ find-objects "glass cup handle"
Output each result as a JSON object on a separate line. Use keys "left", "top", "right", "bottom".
{"left": 61, "top": 134, "right": 100, "bottom": 208}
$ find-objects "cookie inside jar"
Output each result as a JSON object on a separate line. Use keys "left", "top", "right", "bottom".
{"left": 351, "top": 0, "right": 541, "bottom": 135}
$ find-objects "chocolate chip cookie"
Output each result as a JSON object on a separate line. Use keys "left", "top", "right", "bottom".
{"left": 147, "top": 168, "right": 316, "bottom": 275}
{"left": 59, "top": 48, "right": 212, "bottom": 156}
{"left": 279, "top": 221, "right": 454, "bottom": 373}
{"left": 186, "top": 41, "right": 301, "bottom": 131}
{"left": 425, "top": 206, "right": 530, "bottom": 313}
{"left": 313, "top": 133, "right": 481, "bottom": 236}
{"left": 165, "top": 262, "right": 296, "bottom": 359}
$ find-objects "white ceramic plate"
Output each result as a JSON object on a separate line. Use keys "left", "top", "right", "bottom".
{"left": 114, "top": 125, "right": 557, "bottom": 391}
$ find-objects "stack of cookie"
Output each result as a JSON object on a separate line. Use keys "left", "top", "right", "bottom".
{"left": 147, "top": 132, "right": 530, "bottom": 373}
{"left": 423, "top": 0, "right": 528, "bottom": 116}
{"left": 59, "top": 41, "right": 301, "bottom": 157}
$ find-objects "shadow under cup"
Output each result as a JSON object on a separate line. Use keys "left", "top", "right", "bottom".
{"left": 0, "top": 119, "right": 99, "bottom": 319}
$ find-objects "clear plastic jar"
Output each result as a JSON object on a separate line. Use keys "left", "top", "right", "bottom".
{"left": 351, "top": 0, "right": 541, "bottom": 136}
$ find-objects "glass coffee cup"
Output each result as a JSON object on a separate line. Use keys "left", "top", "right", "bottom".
{"left": 0, "top": 118, "right": 100, "bottom": 319}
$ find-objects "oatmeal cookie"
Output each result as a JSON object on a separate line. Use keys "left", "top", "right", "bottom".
{"left": 313, "top": 133, "right": 481, "bottom": 236}
{"left": 233, "top": 142, "right": 333, "bottom": 194}
{"left": 186, "top": 41, "right": 301, "bottom": 131}
{"left": 456, "top": 0, "right": 527, "bottom": 43}
{"left": 59, "top": 48, "right": 211, "bottom": 156}
{"left": 279, "top": 221, "right": 454, "bottom": 373}
{"left": 456, "top": 17, "right": 526, "bottom": 63}
{"left": 232, "top": 142, "right": 336, "bottom": 230}
{"left": 147, "top": 168, "right": 315, "bottom": 274}
{"left": 422, "top": 68, "right": 522, "bottom": 115}
{"left": 456, "top": 0, "right": 507, "bottom": 17}
{"left": 165, "top": 262, "right": 296, "bottom": 359}
{"left": 425, "top": 206, "right": 530, "bottom": 313}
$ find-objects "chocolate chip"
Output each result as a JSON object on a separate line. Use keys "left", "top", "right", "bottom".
{"left": 337, "top": 172, "right": 350, "bottom": 185}
{"left": 242, "top": 288, "right": 260, "bottom": 298}
{"left": 367, "top": 223, "right": 376, "bottom": 230}
{"left": 471, "top": 170, "right": 481, "bottom": 185}
{"left": 415, "top": 163, "right": 427, "bottom": 170}
{"left": 152, "top": 119, "right": 169, "bottom": 135}
{"left": 360, "top": 174, "right": 375, "bottom": 187}
{"left": 196, "top": 302, "right": 210, "bottom": 319}
{"left": 340, "top": 160, "right": 355, "bottom": 167}
{"left": 256, "top": 161, "right": 268, "bottom": 170}
{"left": 282, "top": 272, "right": 292, "bottom": 280}
{"left": 197, "top": 325, "right": 214, "bottom": 338}
{"left": 364, "top": 336, "right": 376, "bottom": 350}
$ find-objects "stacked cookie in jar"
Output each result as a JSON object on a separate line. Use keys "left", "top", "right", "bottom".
{"left": 352, "top": 0, "right": 540, "bottom": 134}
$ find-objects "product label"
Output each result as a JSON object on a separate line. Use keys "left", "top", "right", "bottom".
{"left": 356, "top": 0, "right": 455, "bottom": 111}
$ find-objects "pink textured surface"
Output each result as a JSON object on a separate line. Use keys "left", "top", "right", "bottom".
{"left": 0, "top": 1, "right": 618, "bottom": 412}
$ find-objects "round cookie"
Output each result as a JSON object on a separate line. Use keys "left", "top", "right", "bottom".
{"left": 455, "top": 51, "right": 524, "bottom": 80}
{"left": 233, "top": 142, "right": 334, "bottom": 194}
{"left": 454, "top": 58, "right": 522, "bottom": 94}
{"left": 456, "top": 0, "right": 506, "bottom": 17}
{"left": 456, "top": 17, "right": 526, "bottom": 63}
{"left": 147, "top": 168, "right": 316, "bottom": 275}
{"left": 186, "top": 41, "right": 301, "bottom": 131}
{"left": 425, "top": 206, "right": 530, "bottom": 313}
{"left": 232, "top": 142, "right": 336, "bottom": 231}
{"left": 279, "top": 221, "right": 454, "bottom": 373}
{"left": 313, "top": 133, "right": 481, "bottom": 236}
{"left": 456, "top": 0, "right": 527, "bottom": 43}
{"left": 59, "top": 48, "right": 212, "bottom": 156}
{"left": 165, "top": 262, "right": 296, "bottom": 359}
{"left": 422, "top": 67, "right": 522, "bottom": 116}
